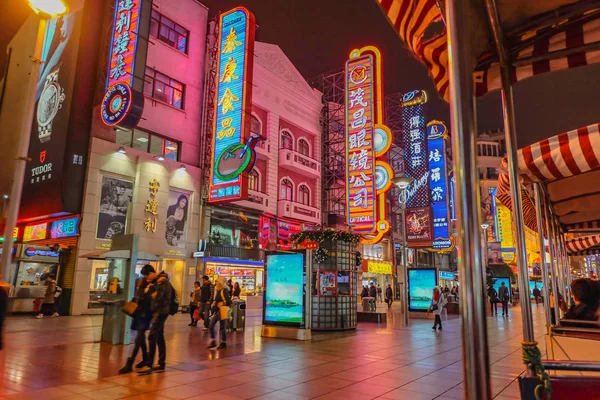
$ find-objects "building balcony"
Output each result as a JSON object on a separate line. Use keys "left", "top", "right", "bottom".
{"left": 233, "top": 189, "right": 270, "bottom": 213}
{"left": 278, "top": 148, "right": 321, "bottom": 178}
{"left": 255, "top": 136, "right": 270, "bottom": 158}
{"left": 206, "top": 243, "right": 265, "bottom": 261}
{"left": 278, "top": 199, "right": 321, "bottom": 225}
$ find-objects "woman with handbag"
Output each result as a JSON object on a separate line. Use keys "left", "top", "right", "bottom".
{"left": 428, "top": 286, "right": 445, "bottom": 331}
{"left": 119, "top": 266, "right": 155, "bottom": 374}
{"left": 208, "top": 279, "right": 232, "bottom": 350}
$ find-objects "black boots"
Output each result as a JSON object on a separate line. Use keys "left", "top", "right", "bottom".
{"left": 119, "top": 357, "right": 134, "bottom": 374}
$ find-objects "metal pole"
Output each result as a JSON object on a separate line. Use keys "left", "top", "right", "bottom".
{"left": 401, "top": 206, "right": 409, "bottom": 326}
{"left": 445, "top": 1, "right": 491, "bottom": 398}
{"left": 560, "top": 230, "right": 572, "bottom": 302}
{"left": 534, "top": 184, "right": 552, "bottom": 327}
{"left": 553, "top": 218, "right": 567, "bottom": 304}
{"left": 544, "top": 203, "right": 562, "bottom": 321}
{"left": 0, "top": 18, "right": 46, "bottom": 282}
{"left": 484, "top": 0, "right": 534, "bottom": 344}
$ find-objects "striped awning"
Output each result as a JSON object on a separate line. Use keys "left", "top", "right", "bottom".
{"left": 565, "top": 234, "right": 600, "bottom": 255}
{"left": 495, "top": 159, "right": 538, "bottom": 232}
{"left": 377, "top": 1, "right": 600, "bottom": 102}
{"left": 518, "top": 122, "right": 600, "bottom": 232}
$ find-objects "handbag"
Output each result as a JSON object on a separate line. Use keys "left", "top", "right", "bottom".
{"left": 430, "top": 304, "right": 438, "bottom": 311}
{"left": 193, "top": 308, "right": 201, "bottom": 321}
{"left": 218, "top": 290, "right": 231, "bottom": 320}
{"left": 121, "top": 301, "right": 138, "bottom": 316}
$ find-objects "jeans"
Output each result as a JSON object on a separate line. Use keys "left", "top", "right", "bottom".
{"left": 501, "top": 301, "right": 509, "bottom": 315}
{"left": 201, "top": 303, "right": 211, "bottom": 328}
{"left": 148, "top": 314, "right": 168, "bottom": 367}
{"left": 490, "top": 301, "right": 498, "bottom": 314}
{"left": 189, "top": 304, "right": 198, "bottom": 324}
{"left": 131, "top": 329, "right": 147, "bottom": 362}
{"left": 209, "top": 310, "right": 227, "bottom": 343}
{"left": 433, "top": 314, "right": 442, "bottom": 329}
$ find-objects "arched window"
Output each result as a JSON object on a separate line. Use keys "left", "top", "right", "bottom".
{"left": 281, "top": 131, "right": 293, "bottom": 150}
{"left": 280, "top": 179, "right": 293, "bottom": 201}
{"left": 299, "top": 185, "right": 310, "bottom": 206}
{"left": 298, "top": 138, "right": 309, "bottom": 156}
{"left": 248, "top": 170, "right": 259, "bottom": 191}
{"left": 251, "top": 115, "right": 261, "bottom": 136}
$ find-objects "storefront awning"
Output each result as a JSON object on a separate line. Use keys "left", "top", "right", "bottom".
{"left": 565, "top": 234, "right": 600, "bottom": 255}
{"left": 79, "top": 250, "right": 162, "bottom": 261}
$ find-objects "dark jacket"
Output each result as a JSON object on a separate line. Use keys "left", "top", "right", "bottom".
{"left": 132, "top": 279, "right": 152, "bottom": 331}
{"left": 200, "top": 282, "right": 213, "bottom": 303}
{"left": 213, "top": 287, "right": 232, "bottom": 313}
{"left": 369, "top": 286, "right": 377, "bottom": 298}
{"left": 498, "top": 285, "right": 509, "bottom": 302}
{"left": 361, "top": 287, "right": 369, "bottom": 297}
{"left": 151, "top": 274, "right": 173, "bottom": 316}
{"left": 0, "top": 283, "right": 8, "bottom": 350}
{"left": 564, "top": 303, "right": 599, "bottom": 321}
{"left": 488, "top": 287, "right": 498, "bottom": 302}
{"left": 385, "top": 286, "right": 393, "bottom": 300}
{"left": 233, "top": 286, "right": 241, "bottom": 297}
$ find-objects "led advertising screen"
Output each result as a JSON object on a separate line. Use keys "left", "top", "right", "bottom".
{"left": 529, "top": 280, "right": 542, "bottom": 300}
{"left": 492, "top": 277, "right": 511, "bottom": 301}
{"left": 264, "top": 252, "right": 305, "bottom": 327}
{"left": 408, "top": 268, "right": 437, "bottom": 311}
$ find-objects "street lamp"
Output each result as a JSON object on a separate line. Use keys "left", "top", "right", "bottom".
{"left": 392, "top": 176, "right": 414, "bottom": 326}
{"left": 0, "top": 1, "right": 69, "bottom": 281}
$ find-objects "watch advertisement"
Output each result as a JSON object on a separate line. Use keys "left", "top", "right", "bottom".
{"left": 20, "top": 0, "right": 99, "bottom": 220}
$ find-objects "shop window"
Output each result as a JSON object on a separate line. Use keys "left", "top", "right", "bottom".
{"left": 144, "top": 67, "right": 185, "bottom": 109}
{"left": 299, "top": 184, "right": 310, "bottom": 206}
{"left": 248, "top": 170, "right": 259, "bottom": 191}
{"left": 280, "top": 179, "right": 293, "bottom": 201}
{"left": 116, "top": 128, "right": 180, "bottom": 161}
{"left": 150, "top": 11, "right": 189, "bottom": 54}
{"left": 298, "top": 138, "right": 310, "bottom": 156}
{"left": 280, "top": 130, "right": 293, "bottom": 150}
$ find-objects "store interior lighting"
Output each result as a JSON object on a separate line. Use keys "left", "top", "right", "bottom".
{"left": 118, "top": 147, "right": 126, "bottom": 154}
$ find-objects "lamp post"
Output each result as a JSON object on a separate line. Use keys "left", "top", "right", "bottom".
{"left": 393, "top": 176, "right": 414, "bottom": 326}
{"left": 0, "top": 0, "right": 69, "bottom": 282}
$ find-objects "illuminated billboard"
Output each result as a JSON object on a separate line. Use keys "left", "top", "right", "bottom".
{"left": 345, "top": 46, "right": 393, "bottom": 244}
{"left": 426, "top": 121, "right": 452, "bottom": 250}
{"left": 100, "top": 0, "right": 150, "bottom": 129}
{"left": 264, "top": 252, "right": 305, "bottom": 326}
{"left": 408, "top": 268, "right": 437, "bottom": 312}
{"left": 209, "top": 7, "right": 256, "bottom": 203}
{"left": 496, "top": 204, "right": 516, "bottom": 262}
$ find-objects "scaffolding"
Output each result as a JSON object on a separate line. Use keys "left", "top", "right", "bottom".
{"left": 385, "top": 93, "right": 405, "bottom": 240}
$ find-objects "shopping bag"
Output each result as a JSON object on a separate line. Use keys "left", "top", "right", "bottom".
{"left": 193, "top": 308, "right": 201, "bottom": 321}
{"left": 121, "top": 301, "right": 138, "bottom": 316}
{"left": 219, "top": 305, "right": 231, "bottom": 320}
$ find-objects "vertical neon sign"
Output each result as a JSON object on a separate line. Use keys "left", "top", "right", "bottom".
{"left": 345, "top": 46, "right": 393, "bottom": 244}
{"left": 208, "top": 7, "right": 256, "bottom": 203}
{"left": 105, "top": 0, "right": 142, "bottom": 89}
{"left": 426, "top": 121, "right": 452, "bottom": 250}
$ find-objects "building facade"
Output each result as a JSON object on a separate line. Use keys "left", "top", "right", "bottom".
{"left": 71, "top": 0, "right": 209, "bottom": 315}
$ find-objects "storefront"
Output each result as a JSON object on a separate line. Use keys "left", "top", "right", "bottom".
{"left": 73, "top": 139, "right": 202, "bottom": 315}
{"left": 360, "top": 260, "right": 393, "bottom": 289}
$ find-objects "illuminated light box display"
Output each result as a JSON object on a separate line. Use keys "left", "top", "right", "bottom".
{"left": 100, "top": 0, "right": 149, "bottom": 129}
{"left": 529, "top": 280, "right": 542, "bottom": 300}
{"left": 50, "top": 217, "right": 80, "bottom": 238}
{"left": 439, "top": 271, "right": 455, "bottom": 281}
{"left": 23, "top": 223, "right": 48, "bottom": 242}
{"left": 496, "top": 204, "right": 516, "bottom": 262}
{"left": 264, "top": 252, "right": 305, "bottom": 326}
{"left": 408, "top": 268, "right": 437, "bottom": 311}
{"left": 209, "top": 7, "right": 257, "bottom": 203}
{"left": 345, "top": 46, "right": 393, "bottom": 244}
{"left": 426, "top": 121, "right": 452, "bottom": 250}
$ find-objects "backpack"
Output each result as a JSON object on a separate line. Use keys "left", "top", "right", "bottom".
{"left": 169, "top": 286, "right": 179, "bottom": 315}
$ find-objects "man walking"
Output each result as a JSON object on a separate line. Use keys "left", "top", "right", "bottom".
{"left": 498, "top": 282, "right": 510, "bottom": 316}
{"left": 139, "top": 270, "right": 173, "bottom": 374}
{"left": 200, "top": 275, "right": 213, "bottom": 331}
{"left": 532, "top": 286, "right": 541, "bottom": 305}
{"left": 385, "top": 284, "right": 393, "bottom": 309}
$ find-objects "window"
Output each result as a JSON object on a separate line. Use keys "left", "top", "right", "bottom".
{"left": 116, "top": 128, "right": 180, "bottom": 161}
{"left": 299, "top": 185, "right": 310, "bottom": 206}
{"left": 298, "top": 138, "right": 309, "bottom": 156}
{"left": 248, "top": 170, "right": 259, "bottom": 192}
{"left": 150, "top": 11, "right": 189, "bottom": 53}
{"left": 487, "top": 167, "right": 498, "bottom": 179}
{"left": 144, "top": 67, "right": 184, "bottom": 109}
{"left": 251, "top": 115, "right": 262, "bottom": 136}
{"left": 280, "top": 179, "right": 293, "bottom": 201}
{"left": 281, "top": 131, "right": 293, "bottom": 150}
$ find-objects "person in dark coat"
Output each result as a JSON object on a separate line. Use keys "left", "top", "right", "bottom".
{"left": 361, "top": 286, "right": 369, "bottom": 298}
{"left": 498, "top": 282, "right": 510, "bottom": 316}
{"left": 369, "top": 283, "right": 377, "bottom": 298}
{"left": 119, "top": 267, "right": 154, "bottom": 374}
{"left": 385, "top": 284, "right": 393, "bottom": 309}
{"left": 200, "top": 276, "right": 213, "bottom": 330}
{"left": 488, "top": 285, "right": 499, "bottom": 315}
{"left": 0, "top": 281, "right": 8, "bottom": 351}
{"left": 232, "top": 282, "right": 241, "bottom": 298}
{"left": 564, "top": 278, "right": 600, "bottom": 321}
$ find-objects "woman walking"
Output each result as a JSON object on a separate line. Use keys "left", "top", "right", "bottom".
{"left": 487, "top": 285, "right": 499, "bottom": 315}
{"left": 118, "top": 265, "right": 154, "bottom": 374}
{"left": 189, "top": 281, "right": 201, "bottom": 326}
{"left": 429, "top": 287, "right": 445, "bottom": 331}
{"left": 208, "top": 279, "right": 232, "bottom": 350}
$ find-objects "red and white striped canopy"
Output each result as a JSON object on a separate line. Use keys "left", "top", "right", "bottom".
{"left": 565, "top": 234, "right": 600, "bottom": 255}
{"left": 377, "top": 0, "right": 600, "bottom": 102}
{"left": 495, "top": 168, "right": 538, "bottom": 232}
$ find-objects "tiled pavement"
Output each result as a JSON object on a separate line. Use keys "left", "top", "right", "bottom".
{"left": 0, "top": 302, "right": 549, "bottom": 399}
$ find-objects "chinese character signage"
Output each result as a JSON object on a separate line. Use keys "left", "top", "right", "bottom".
{"left": 402, "top": 90, "right": 429, "bottom": 209}
{"left": 426, "top": 121, "right": 452, "bottom": 250}
{"left": 259, "top": 216, "right": 271, "bottom": 249}
{"left": 50, "top": 217, "right": 80, "bottom": 239}
{"left": 23, "top": 223, "right": 48, "bottom": 242}
{"left": 100, "top": 0, "right": 150, "bottom": 129}
{"left": 345, "top": 46, "right": 394, "bottom": 244}
{"left": 209, "top": 7, "right": 257, "bottom": 203}
{"left": 144, "top": 179, "right": 160, "bottom": 233}
{"left": 496, "top": 204, "right": 515, "bottom": 262}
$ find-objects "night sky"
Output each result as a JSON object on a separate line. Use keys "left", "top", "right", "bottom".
{"left": 2, "top": 0, "right": 600, "bottom": 147}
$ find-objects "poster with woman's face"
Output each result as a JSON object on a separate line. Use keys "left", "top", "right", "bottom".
{"left": 96, "top": 177, "right": 134, "bottom": 239}
{"left": 165, "top": 190, "right": 189, "bottom": 248}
